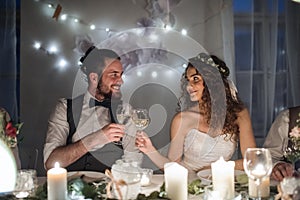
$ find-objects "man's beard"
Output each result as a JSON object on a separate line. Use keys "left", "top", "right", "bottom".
{"left": 97, "top": 82, "right": 122, "bottom": 100}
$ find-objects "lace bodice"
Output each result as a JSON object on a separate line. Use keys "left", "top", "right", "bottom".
{"left": 183, "top": 129, "right": 237, "bottom": 172}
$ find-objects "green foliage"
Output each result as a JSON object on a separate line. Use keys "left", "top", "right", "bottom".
{"left": 187, "top": 179, "right": 205, "bottom": 195}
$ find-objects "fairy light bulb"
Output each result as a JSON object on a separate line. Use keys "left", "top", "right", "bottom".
{"left": 90, "top": 24, "right": 96, "bottom": 30}
{"left": 151, "top": 71, "right": 158, "bottom": 78}
{"left": 137, "top": 71, "right": 142, "bottom": 77}
{"left": 60, "top": 14, "right": 67, "bottom": 21}
{"left": 34, "top": 42, "right": 41, "bottom": 49}
{"left": 49, "top": 45, "right": 57, "bottom": 54}
{"left": 58, "top": 59, "right": 67, "bottom": 68}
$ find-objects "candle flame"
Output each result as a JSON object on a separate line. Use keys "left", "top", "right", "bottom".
{"left": 54, "top": 162, "right": 60, "bottom": 168}
{"left": 219, "top": 156, "right": 225, "bottom": 162}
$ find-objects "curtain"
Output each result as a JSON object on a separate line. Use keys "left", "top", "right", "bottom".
{"left": 286, "top": 0, "right": 300, "bottom": 105}
{"left": 0, "top": 0, "right": 18, "bottom": 120}
{"left": 234, "top": 0, "right": 300, "bottom": 144}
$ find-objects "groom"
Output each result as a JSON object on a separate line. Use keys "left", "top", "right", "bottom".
{"left": 43, "top": 47, "right": 139, "bottom": 172}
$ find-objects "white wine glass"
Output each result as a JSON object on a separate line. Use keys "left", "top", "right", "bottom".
{"left": 114, "top": 103, "right": 132, "bottom": 145}
{"left": 243, "top": 148, "right": 273, "bottom": 200}
{"left": 132, "top": 108, "right": 150, "bottom": 131}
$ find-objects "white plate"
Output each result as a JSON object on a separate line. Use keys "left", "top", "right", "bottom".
{"left": 197, "top": 169, "right": 245, "bottom": 184}
{"left": 67, "top": 171, "right": 106, "bottom": 180}
{"left": 197, "top": 169, "right": 213, "bottom": 183}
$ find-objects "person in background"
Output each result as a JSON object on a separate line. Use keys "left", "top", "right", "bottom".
{"left": 0, "top": 107, "right": 21, "bottom": 169}
{"left": 136, "top": 53, "right": 256, "bottom": 173}
{"left": 44, "top": 47, "right": 139, "bottom": 172}
{"left": 263, "top": 106, "right": 300, "bottom": 181}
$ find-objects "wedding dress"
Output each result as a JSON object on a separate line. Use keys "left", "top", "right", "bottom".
{"left": 182, "top": 129, "right": 237, "bottom": 172}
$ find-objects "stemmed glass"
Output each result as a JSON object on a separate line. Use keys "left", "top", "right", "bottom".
{"left": 115, "top": 103, "right": 132, "bottom": 145}
{"left": 243, "top": 148, "right": 273, "bottom": 200}
{"left": 131, "top": 108, "right": 150, "bottom": 132}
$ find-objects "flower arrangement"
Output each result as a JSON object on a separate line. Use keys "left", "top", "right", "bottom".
{"left": 283, "top": 113, "right": 300, "bottom": 165}
{"left": 0, "top": 108, "right": 23, "bottom": 148}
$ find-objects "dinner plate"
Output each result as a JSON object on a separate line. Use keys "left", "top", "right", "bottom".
{"left": 197, "top": 169, "right": 245, "bottom": 184}
{"left": 67, "top": 171, "right": 106, "bottom": 182}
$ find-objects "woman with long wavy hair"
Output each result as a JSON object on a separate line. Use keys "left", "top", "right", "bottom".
{"left": 136, "top": 53, "right": 256, "bottom": 172}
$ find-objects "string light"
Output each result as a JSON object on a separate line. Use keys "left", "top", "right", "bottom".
{"left": 58, "top": 59, "right": 67, "bottom": 68}
{"left": 90, "top": 24, "right": 96, "bottom": 30}
{"left": 33, "top": 42, "right": 41, "bottom": 49}
{"left": 151, "top": 71, "right": 158, "bottom": 78}
{"left": 33, "top": 0, "right": 228, "bottom": 70}
{"left": 137, "top": 71, "right": 142, "bottom": 77}
{"left": 37, "top": 0, "right": 194, "bottom": 37}
{"left": 48, "top": 45, "right": 58, "bottom": 54}
{"left": 181, "top": 29, "right": 187, "bottom": 35}
{"left": 60, "top": 14, "right": 67, "bottom": 21}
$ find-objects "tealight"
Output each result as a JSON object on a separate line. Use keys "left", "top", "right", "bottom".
{"left": 140, "top": 168, "right": 153, "bottom": 186}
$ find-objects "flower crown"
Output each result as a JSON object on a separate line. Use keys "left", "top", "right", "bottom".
{"left": 189, "top": 52, "right": 238, "bottom": 101}
{"left": 189, "top": 53, "right": 230, "bottom": 78}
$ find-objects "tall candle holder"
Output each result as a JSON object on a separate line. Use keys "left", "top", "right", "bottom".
{"left": 243, "top": 148, "right": 272, "bottom": 200}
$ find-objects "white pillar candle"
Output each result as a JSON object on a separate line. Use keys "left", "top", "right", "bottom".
{"left": 248, "top": 176, "right": 270, "bottom": 198}
{"left": 211, "top": 157, "right": 235, "bottom": 199}
{"left": 47, "top": 162, "right": 67, "bottom": 200}
{"left": 164, "top": 162, "right": 188, "bottom": 200}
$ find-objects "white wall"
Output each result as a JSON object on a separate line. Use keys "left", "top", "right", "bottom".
{"left": 21, "top": 0, "right": 230, "bottom": 175}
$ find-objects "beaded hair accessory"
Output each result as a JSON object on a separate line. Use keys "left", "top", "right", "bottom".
{"left": 189, "top": 53, "right": 238, "bottom": 102}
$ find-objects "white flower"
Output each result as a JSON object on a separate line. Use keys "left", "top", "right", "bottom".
{"left": 290, "top": 126, "right": 300, "bottom": 138}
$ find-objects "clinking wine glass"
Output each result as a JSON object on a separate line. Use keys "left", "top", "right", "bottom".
{"left": 115, "top": 103, "right": 132, "bottom": 145}
{"left": 132, "top": 108, "right": 150, "bottom": 132}
{"left": 243, "top": 148, "right": 273, "bottom": 200}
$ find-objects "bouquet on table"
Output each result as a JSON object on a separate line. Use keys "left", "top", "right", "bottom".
{"left": 0, "top": 108, "right": 23, "bottom": 148}
{"left": 284, "top": 113, "right": 300, "bottom": 166}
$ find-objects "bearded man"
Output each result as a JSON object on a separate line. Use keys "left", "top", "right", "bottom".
{"left": 44, "top": 47, "right": 139, "bottom": 172}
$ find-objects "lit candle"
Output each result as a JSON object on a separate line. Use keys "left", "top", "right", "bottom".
{"left": 164, "top": 162, "right": 188, "bottom": 200}
{"left": 211, "top": 157, "right": 235, "bottom": 199}
{"left": 248, "top": 176, "right": 270, "bottom": 198}
{"left": 140, "top": 175, "right": 150, "bottom": 186}
{"left": 252, "top": 164, "right": 267, "bottom": 177}
{"left": 140, "top": 168, "right": 153, "bottom": 187}
{"left": 47, "top": 162, "right": 67, "bottom": 200}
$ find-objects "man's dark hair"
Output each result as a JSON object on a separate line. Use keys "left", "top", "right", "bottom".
{"left": 80, "top": 46, "right": 120, "bottom": 76}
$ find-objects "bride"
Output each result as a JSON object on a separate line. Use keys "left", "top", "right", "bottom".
{"left": 136, "top": 53, "right": 256, "bottom": 173}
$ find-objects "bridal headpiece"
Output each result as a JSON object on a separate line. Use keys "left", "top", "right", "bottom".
{"left": 189, "top": 53, "right": 238, "bottom": 101}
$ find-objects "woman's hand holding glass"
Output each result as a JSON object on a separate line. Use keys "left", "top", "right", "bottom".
{"left": 131, "top": 108, "right": 152, "bottom": 152}
{"left": 135, "top": 131, "right": 155, "bottom": 154}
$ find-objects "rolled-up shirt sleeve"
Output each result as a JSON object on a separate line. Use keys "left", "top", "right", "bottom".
{"left": 263, "top": 109, "right": 289, "bottom": 164}
{"left": 43, "top": 98, "right": 69, "bottom": 164}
